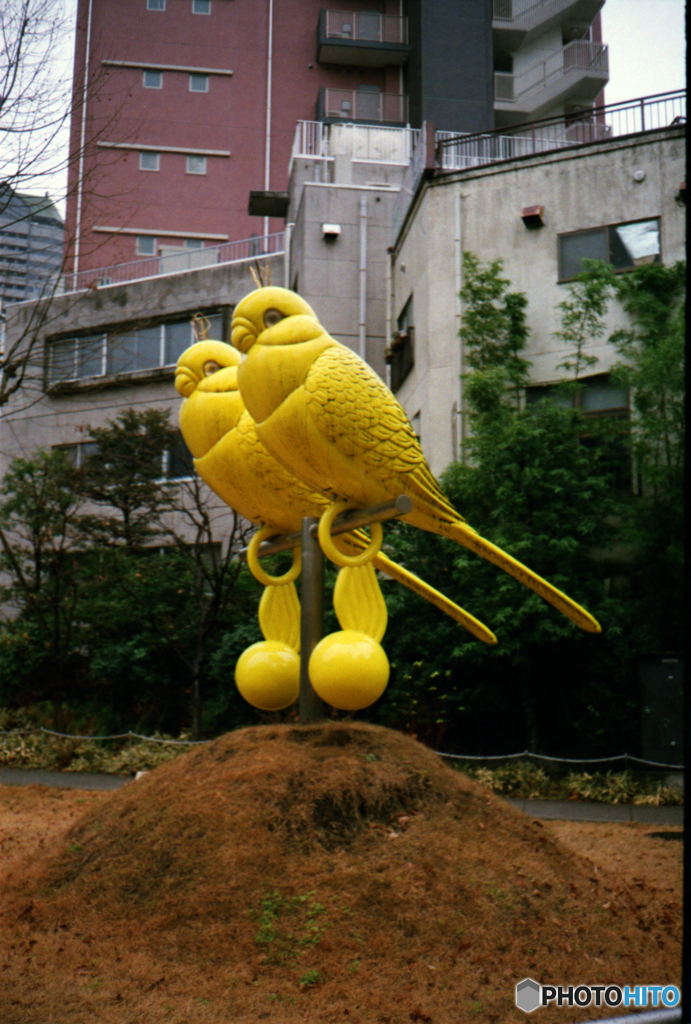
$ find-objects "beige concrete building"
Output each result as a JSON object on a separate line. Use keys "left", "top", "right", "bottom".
{"left": 1, "top": 98, "right": 685, "bottom": 500}
{"left": 390, "top": 125, "right": 686, "bottom": 475}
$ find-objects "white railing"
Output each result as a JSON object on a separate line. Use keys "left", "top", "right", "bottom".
{"left": 497, "top": 39, "right": 608, "bottom": 105}
{"left": 436, "top": 91, "right": 686, "bottom": 172}
{"left": 290, "top": 120, "right": 420, "bottom": 173}
{"left": 495, "top": 39, "right": 608, "bottom": 104}
{"left": 64, "top": 232, "right": 285, "bottom": 294}
{"left": 323, "top": 88, "right": 409, "bottom": 124}
{"left": 493, "top": 0, "right": 587, "bottom": 32}
{"left": 324, "top": 10, "right": 408, "bottom": 44}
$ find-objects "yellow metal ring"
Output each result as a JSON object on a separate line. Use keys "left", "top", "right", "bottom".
{"left": 318, "top": 501, "right": 383, "bottom": 568}
{"left": 247, "top": 528, "right": 302, "bottom": 586}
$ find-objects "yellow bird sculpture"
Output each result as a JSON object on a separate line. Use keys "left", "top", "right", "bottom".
{"left": 230, "top": 286, "right": 601, "bottom": 634}
{"left": 175, "top": 340, "right": 497, "bottom": 643}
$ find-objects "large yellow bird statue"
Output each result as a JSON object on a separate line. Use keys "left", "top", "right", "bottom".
{"left": 230, "top": 286, "right": 601, "bottom": 634}
{"left": 175, "top": 340, "right": 497, "bottom": 643}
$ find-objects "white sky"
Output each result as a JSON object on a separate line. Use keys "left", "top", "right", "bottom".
{"left": 601, "top": 0, "right": 686, "bottom": 105}
{"left": 17, "top": 0, "right": 689, "bottom": 214}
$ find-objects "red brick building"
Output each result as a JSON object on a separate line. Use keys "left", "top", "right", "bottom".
{"left": 64, "top": 0, "right": 605, "bottom": 277}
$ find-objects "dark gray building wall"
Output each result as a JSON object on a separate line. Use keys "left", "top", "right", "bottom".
{"left": 405, "top": 0, "right": 494, "bottom": 132}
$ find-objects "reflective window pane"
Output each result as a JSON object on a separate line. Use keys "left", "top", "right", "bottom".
{"left": 49, "top": 339, "right": 77, "bottom": 382}
{"left": 165, "top": 321, "right": 194, "bottom": 364}
{"left": 581, "top": 379, "right": 628, "bottom": 412}
{"left": 108, "top": 330, "right": 138, "bottom": 374}
{"left": 135, "top": 326, "right": 162, "bottom": 370}
{"left": 558, "top": 228, "right": 607, "bottom": 280}
{"left": 609, "top": 220, "right": 660, "bottom": 270}
{"left": 167, "top": 432, "right": 194, "bottom": 478}
{"left": 78, "top": 334, "right": 104, "bottom": 377}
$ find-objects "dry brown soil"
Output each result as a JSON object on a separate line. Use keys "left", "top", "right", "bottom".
{"left": 0, "top": 723, "right": 682, "bottom": 1024}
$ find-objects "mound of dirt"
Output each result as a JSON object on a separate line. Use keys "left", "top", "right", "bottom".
{"left": 1, "top": 723, "right": 681, "bottom": 1023}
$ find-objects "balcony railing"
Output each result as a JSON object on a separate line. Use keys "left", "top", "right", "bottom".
{"left": 493, "top": 0, "right": 602, "bottom": 33}
{"left": 63, "top": 232, "right": 285, "bottom": 295}
{"left": 323, "top": 10, "right": 408, "bottom": 44}
{"left": 390, "top": 92, "right": 685, "bottom": 246}
{"left": 321, "top": 88, "right": 409, "bottom": 123}
{"left": 495, "top": 39, "right": 608, "bottom": 104}
{"left": 290, "top": 120, "right": 420, "bottom": 172}
{"left": 436, "top": 91, "right": 686, "bottom": 171}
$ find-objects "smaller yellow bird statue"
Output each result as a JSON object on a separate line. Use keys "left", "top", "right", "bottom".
{"left": 230, "top": 286, "right": 600, "bottom": 635}
{"left": 175, "top": 340, "right": 497, "bottom": 643}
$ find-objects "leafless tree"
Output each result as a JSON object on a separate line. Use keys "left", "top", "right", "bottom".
{"left": 0, "top": 0, "right": 135, "bottom": 415}
{"left": 0, "top": 0, "right": 72, "bottom": 198}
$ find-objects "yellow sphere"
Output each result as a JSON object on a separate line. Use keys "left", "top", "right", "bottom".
{"left": 235, "top": 640, "right": 300, "bottom": 711}
{"left": 309, "top": 630, "right": 389, "bottom": 711}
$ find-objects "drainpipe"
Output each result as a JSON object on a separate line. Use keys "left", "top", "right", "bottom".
{"left": 358, "top": 195, "right": 367, "bottom": 361}
{"left": 454, "top": 188, "right": 463, "bottom": 460}
{"left": 263, "top": 0, "right": 274, "bottom": 240}
{"left": 73, "top": 0, "right": 94, "bottom": 287}
{"left": 284, "top": 221, "right": 294, "bottom": 288}
{"left": 385, "top": 247, "right": 392, "bottom": 389}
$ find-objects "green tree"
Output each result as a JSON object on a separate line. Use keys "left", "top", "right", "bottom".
{"left": 80, "top": 409, "right": 255, "bottom": 738}
{"left": 380, "top": 255, "right": 638, "bottom": 754}
{"left": 0, "top": 450, "right": 88, "bottom": 726}
{"left": 608, "top": 261, "right": 685, "bottom": 651}
{"left": 81, "top": 408, "right": 179, "bottom": 550}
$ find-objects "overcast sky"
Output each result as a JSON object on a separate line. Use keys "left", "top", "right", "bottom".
{"left": 602, "top": 0, "right": 686, "bottom": 104}
{"left": 18, "top": 0, "right": 689, "bottom": 214}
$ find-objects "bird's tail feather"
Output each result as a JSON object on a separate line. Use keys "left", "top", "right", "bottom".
{"left": 338, "top": 530, "right": 497, "bottom": 643}
{"left": 372, "top": 551, "right": 497, "bottom": 645}
{"left": 443, "top": 521, "right": 601, "bottom": 634}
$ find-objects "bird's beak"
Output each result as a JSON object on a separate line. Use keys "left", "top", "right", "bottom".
{"left": 231, "top": 315, "right": 257, "bottom": 353}
{"left": 175, "top": 366, "right": 198, "bottom": 398}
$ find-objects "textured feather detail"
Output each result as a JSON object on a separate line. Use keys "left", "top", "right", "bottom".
{"left": 442, "top": 520, "right": 601, "bottom": 633}
{"left": 258, "top": 582, "right": 301, "bottom": 650}
{"left": 305, "top": 348, "right": 425, "bottom": 472}
{"left": 333, "top": 564, "right": 388, "bottom": 643}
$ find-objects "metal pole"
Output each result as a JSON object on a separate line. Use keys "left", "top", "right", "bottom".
{"left": 299, "top": 516, "right": 325, "bottom": 724}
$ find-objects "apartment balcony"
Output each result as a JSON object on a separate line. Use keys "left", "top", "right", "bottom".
{"left": 494, "top": 40, "right": 608, "bottom": 126}
{"left": 317, "top": 87, "right": 409, "bottom": 125}
{"left": 317, "top": 9, "right": 410, "bottom": 66}
{"left": 493, "top": 0, "right": 605, "bottom": 51}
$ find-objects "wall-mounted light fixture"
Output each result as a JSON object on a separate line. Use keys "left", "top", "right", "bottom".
{"left": 322, "top": 223, "right": 341, "bottom": 239}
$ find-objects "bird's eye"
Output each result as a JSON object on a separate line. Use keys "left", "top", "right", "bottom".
{"left": 203, "top": 360, "right": 221, "bottom": 376}
{"left": 263, "top": 308, "right": 285, "bottom": 329}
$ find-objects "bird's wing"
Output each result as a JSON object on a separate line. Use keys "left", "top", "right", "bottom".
{"left": 304, "top": 345, "right": 464, "bottom": 522}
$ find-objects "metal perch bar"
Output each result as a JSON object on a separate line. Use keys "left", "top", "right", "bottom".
{"left": 238, "top": 494, "right": 413, "bottom": 560}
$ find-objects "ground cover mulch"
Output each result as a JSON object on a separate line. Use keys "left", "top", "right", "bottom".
{"left": 0, "top": 722, "right": 682, "bottom": 1023}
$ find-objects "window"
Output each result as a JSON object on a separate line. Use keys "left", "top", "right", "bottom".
{"left": 388, "top": 295, "right": 414, "bottom": 392}
{"left": 164, "top": 313, "right": 222, "bottom": 364}
{"left": 189, "top": 73, "right": 209, "bottom": 93}
{"left": 558, "top": 219, "right": 661, "bottom": 281}
{"left": 147, "top": 0, "right": 165, "bottom": 9}
{"left": 526, "top": 375, "right": 631, "bottom": 488}
{"left": 186, "top": 154, "right": 207, "bottom": 175}
{"left": 184, "top": 238, "right": 204, "bottom": 249}
{"left": 139, "top": 151, "right": 160, "bottom": 171}
{"left": 53, "top": 442, "right": 99, "bottom": 469}
{"left": 136, "top": 235, "right": 157, "bottom": 256}
{"left": 108, "top": 326, "right": 162, "bottom": 375}
{"left": 165, "top": 432, "right": 194, "bottom": 479}
{"left": 143, "top": 70, "right": 163, "bottom": 88}
{"left": 78, "top": 334, "right": 106, "bottom": 377}
{"left": 192, "top": 0, "right": 211, "bottom": 12}
{"left": 46, "top": 312, "right": 224, "bottom": 387}
{"left": 526, "top": 375, "right": 628, "bottom": 414}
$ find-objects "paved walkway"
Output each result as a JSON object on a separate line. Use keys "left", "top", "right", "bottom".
{"left": 0, "top": 766, "right": 683, "bottom": 825}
